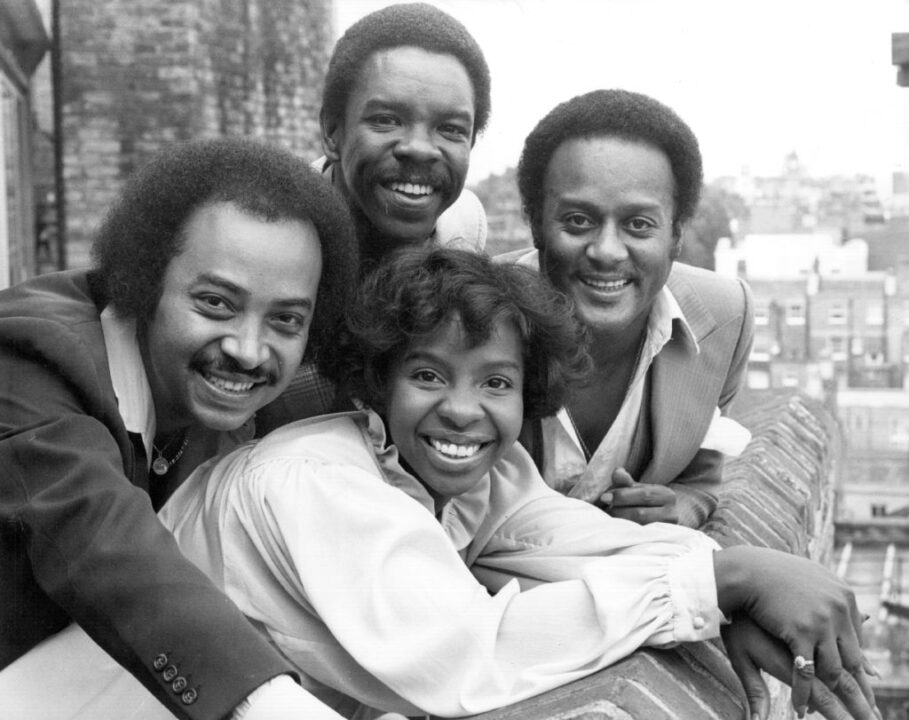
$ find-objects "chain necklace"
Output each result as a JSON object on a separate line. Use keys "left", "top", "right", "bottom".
{"left": 151, "top": 432, "right": 189, "bottom": 476}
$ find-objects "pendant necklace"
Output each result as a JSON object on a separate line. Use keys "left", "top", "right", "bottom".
{"left": 151, "top": 432, "right": 189, "bottom": 476}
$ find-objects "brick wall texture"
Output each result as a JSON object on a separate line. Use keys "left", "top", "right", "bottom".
{"left": 58, "top": 0, "right": 333, "bottom": 268}
{"left": 466, "top": 390, "right": 840, "bottom": 720}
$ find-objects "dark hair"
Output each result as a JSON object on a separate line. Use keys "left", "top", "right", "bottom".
{"left": 518, "top": 89, "right": 703, "bottom": 240}
{"left": 335, "top": 246, "right": 590, "bottom": 420}
{"left": 322, "top": 2, "right": 491, "bottom": 140}
{"left": 90, "top": 136, "right": 359, "bottom": 365}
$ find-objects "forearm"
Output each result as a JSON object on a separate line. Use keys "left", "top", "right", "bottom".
{"left": 226, "top": 469, "right": 723, "bottom": 715}
{"left": 3, "top": 424, "right": 291, "bottom": 717}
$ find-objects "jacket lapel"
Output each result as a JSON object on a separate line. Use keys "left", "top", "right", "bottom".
{"left": 638, "top": 268, "right": 725, "bottom": 484}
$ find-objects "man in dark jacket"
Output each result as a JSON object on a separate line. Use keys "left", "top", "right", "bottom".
{"left": 0, "top": 137, "right": 358, "bottom": 719}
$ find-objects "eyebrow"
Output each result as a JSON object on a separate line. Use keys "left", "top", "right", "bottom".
{"left": 195, "top": 273, "right": 314, "bottom": 310}
{"left": 361, "top": 98, "right": 474, "bottom": 123}
{"left": 402, "top": 350, "right": 523, "bottom": 374}
{"left": 557, "top": 195, "right": 668, "bottom": 214}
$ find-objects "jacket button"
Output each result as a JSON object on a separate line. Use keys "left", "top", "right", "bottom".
{"left": 171, "top": 676, "right": 188, "bottom": 693}
{"left": 181, "top": 687, "right": 198, "bottom": 705}
{"left": 153, "top": 653, "right": 168, "bottom": 671}
{"left": 162, "top": 665, "right": 178, "bottom": 682}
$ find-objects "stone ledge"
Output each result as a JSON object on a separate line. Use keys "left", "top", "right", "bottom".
{"left": 462, "top": 391, "right": 838, "bottom": 720}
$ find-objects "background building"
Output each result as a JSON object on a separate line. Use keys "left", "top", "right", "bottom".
{"left": 0, "top": 0, "right": 49, "bottom": 288}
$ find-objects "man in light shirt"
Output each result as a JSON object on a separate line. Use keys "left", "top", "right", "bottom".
{"left": 257, "top": 2, "right": 491, "bottom": 432}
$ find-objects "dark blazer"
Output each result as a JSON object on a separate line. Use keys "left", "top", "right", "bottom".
{"left": 0, "top": 270, "right": 292, "bottom": 719}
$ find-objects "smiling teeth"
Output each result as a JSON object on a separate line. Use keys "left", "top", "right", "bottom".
{"left": 390, "top": 182, "right": 433, "bottom": 196}
{"left": 584, "top": 278, "right": 630, "bottom": 291}
{"left": 205, "top": 374, "right": 255, "bottom": 393}
{"left": 430, "top": 439, "right": 481, "bottom": 458}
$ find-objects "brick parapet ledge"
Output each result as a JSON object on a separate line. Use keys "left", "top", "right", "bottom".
{"left": 463, "top": 390, "right": 839, "bottom": 720}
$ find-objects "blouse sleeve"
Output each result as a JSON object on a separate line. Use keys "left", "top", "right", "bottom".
{"left": 174, "top": 445, "right": 723, "bottom": 718}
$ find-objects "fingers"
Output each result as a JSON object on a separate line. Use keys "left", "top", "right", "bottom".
{"left": 827, "top": 667, "right": 879, "bottom": 720}
{"left": 800, "top": 639, "right": 878, "bottom": 720}
{"left": 806, "top": 680, "right": 863, "bottom": 720}
{"left": 725, "top": 635, "right": 771, "bottom": 720}
{"left": 790, "top": 649, "right": 814, "bottom": 717}
{"left": 610, "top": 467, "right": 636, "bottom": 488}
{"left": 601, "top": 484, "right": 679, "bottom": 524}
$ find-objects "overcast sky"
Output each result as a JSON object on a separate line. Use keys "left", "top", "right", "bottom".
{"left": 334, "top": 0, "right": 909, "bottom": 194}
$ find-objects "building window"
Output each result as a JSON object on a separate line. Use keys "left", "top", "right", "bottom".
{"left": 866, "top": 302, "right": 884, "bottom": 325}
{"left": 830, "top": 336, "right": 847, "bottom": 361}
{"left": 0, "top": 75, "right": 30, "bottom": 289}
{"left": 754, "top": 303, "right": 770, "bottom": 326}
{"left": 828, "top": 302, "right": 847, "bottom": 325}
{"left": 786, "top": 300, "right": 806, "bottom": 326}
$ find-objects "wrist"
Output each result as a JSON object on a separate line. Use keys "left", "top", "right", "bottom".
{"left": 713, "top": 545, "right": 758, "bottom": 616}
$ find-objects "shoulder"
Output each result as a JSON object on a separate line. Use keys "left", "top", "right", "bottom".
{"left": 0, "top": 270, "right": 112, "bottom": 385}
{"left": 668, "top": 262, "right": 752, "bottom": 326}
{"left": 0, "top": 269, "right": 100, "bottom": 324}
{"left": 434, "top": 188, "right": 488, "bottom": 251}
{"left": 250, "top": 414, "right": 378, "bottom": 473}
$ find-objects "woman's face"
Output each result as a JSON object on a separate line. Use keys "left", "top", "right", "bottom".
{"left": 385, "top": 314, "right": 524, "bottom": 510}
{"left": 537, "top": 136, "right": 678, "bottom": 343}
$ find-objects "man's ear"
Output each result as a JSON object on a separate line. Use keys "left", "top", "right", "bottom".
{"left": 671, "top": 224, "right": 685, "bottom": 259}
{"left": 320, "top": 113, "right": 342, "bottom": 163}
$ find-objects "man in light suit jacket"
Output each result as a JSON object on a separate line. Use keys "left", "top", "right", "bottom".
{"left": 507, "top": 89, "right": 754, "bottom": 528}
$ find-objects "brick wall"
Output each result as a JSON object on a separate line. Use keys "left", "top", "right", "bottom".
{"left": 464, "top": 390, "right": 840, "bottom": 720}
{"left": 58, "top": 0, "right": 332, "bottom": 268}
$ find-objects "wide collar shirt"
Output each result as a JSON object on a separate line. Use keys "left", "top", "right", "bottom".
{"left": 508, "top": 249, "right": 698, "bottom": 501}
{"left": 100, "top": 306, "right": 157, "bottom": 465}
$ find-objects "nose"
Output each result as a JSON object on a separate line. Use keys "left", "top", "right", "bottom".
{"left": 393, "top": 124, "right": 443, "bottom": 163}
{"left": 586, "top": 221, "right": 629, "bottom": 264}
{"left": 220, "top": 319, "right": 269, "bottom": 370}
{"left": 436, "top": 385, "right": 484, "bottom": 427}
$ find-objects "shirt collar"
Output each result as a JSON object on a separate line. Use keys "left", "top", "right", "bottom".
{"left": 650, "top": 283, "right": 699, "bottom": 355}
{"left": 100, "top": 306, "right": 156, "bottom": 461}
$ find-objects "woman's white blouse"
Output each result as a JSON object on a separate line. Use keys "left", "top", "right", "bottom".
{"left": 159, "top": 410, "right": 724, "bottom": 718}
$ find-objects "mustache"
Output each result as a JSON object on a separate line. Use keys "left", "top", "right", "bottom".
{"left": 191, "top": 351, "right": 275, "bottom": 384}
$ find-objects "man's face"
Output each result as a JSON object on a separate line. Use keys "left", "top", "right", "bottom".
{"left": 323, "top": 46, "right": 474, "bottom": 246}
{"left": 538, "top": 136, "right": 678, "bottom": 343}
{"left": 142, "top": 201, "right": 322, "bottom": 434}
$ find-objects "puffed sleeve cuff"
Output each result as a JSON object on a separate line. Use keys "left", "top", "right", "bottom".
{"left": 666, "top": 539, "right": 725, "bottom": 642}
{"left": 232, "top": 674, "right": 345, "bottom": 720}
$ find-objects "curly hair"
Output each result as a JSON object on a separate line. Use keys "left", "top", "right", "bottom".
{"left": 518, "top": 89, "right": 703, "bottom": 240}
{"left": 322, "top": 2, "right": 491, "bottom": 140}
{"left": 334, "top": 246, "right": 590, "bottom": 420}
{"left": 89, "top": 136, "right": 358, "bottom": 365}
